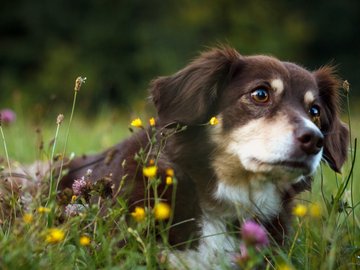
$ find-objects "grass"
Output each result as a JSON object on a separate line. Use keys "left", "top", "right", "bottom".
{"left": 0, "top": 80, "right": 359, "bottom": 269}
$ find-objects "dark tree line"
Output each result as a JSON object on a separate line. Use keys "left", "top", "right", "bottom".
{"left": 1, "top": 0, "right": 359, "bottom": 113}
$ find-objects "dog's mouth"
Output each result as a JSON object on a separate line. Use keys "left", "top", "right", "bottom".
{"left": 271, "top": 161, "right": 310, "bottom": 172}
{"left": 251, "top": 158, "right": 312, "bottom": 175}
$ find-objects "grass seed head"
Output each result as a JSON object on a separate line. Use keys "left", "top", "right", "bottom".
{"left": 342, "top": 80, "right": 350, "bottom": 94}
{"left": 74, "top": 76, "right": 87, "bottom": 91}
{"left": 56, "top": 114, "right": 64, "bottom": 125}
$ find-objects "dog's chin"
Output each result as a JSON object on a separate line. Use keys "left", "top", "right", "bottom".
{"left": 245, "top": 158, "right": 318, "bottom": 179}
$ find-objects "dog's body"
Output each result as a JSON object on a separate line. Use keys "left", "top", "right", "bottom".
{"left": 60, "top": 47, "right": 348, "bottom": 268}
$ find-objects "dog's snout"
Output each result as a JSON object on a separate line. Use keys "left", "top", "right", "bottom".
{"left": 296, "top": 128, "right": 324, "bottom": 155}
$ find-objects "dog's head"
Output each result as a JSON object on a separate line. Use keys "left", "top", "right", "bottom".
{"left": 150, "top": 47, "right": 348, "bottom": 181}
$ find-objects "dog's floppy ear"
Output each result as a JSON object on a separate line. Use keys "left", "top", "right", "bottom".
{"left": 150, "top": 47, "right": 241, "bottom": 125}
{"left": 314, "top": 66, "right": 349, "bottom": 172}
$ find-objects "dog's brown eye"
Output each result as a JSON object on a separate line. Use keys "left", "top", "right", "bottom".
{"left": 251, "top": 88, "right": 269, "bottom": 103}
{"left": 309, "top": 105, "right": 320, "bottom": 118}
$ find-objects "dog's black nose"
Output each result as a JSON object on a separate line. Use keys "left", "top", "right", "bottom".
{"left": 296, "top": 128, "right": 324, "bottom": 155}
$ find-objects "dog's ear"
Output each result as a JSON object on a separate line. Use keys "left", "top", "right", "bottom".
{"left": 314, "top": 66, "right": 349, "bottom": 172}
{"left": 150, "top": 47, "right": 241, "bottom": 125}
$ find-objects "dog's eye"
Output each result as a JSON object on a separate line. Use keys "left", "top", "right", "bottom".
{"left": 251, "top": 88, "right": 270, "bottom": 103}
{"left": 309, "top": 105, "right": 320, "bottom": 118}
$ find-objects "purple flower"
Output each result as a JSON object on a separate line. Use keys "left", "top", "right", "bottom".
{"left": 0, "top": 109, "right": 16, "bottom": 125}
{"left": 72, "top": 177, "right": 88, "bottom": 195}
{"left": 241, "top": 220, "right": 269, "bottom": 247}
{"left": 65, "top": 203, "right": 86, "bottom": 217}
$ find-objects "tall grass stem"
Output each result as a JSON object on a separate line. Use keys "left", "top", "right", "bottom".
{"left": 55, "top": 88, "right": 79, "bottom": 192}
{"left": 0, "top": 124, "right": 16, "bottom": 220}
{"left": 46, "top": 119, "right": 62, "bottom": 205}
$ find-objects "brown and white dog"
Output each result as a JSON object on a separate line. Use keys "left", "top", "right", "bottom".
{"left": 60, "top": 46, "right": 349, "bottom": 268}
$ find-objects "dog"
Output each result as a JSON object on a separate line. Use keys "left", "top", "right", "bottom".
{"left": 59, "top": 46, "right": 349, "bottom": 268}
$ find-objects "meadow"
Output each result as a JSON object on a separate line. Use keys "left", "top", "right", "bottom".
{"left": 0, "top": 79, "right": 359, "bottom": 270}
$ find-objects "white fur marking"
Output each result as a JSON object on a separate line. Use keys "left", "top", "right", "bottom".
{"left": 271, "top": 79, "right": 284, "bottom": 94}
{"left": 304, "top": 91, "right": 315, "bottom": 104}
{"left": 167, "top": 216, "right": 235, "bottom": 269}
{"left": 199, "top": 216, "right": 236, "bottom": 253}
{"left": 214, "top": 181, "right": 282, "bottom": 219}
{"left": 226, "top": 116, "right": 295, "bottom": 173}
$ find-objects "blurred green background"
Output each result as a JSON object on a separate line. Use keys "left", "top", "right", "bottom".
{"left": 1, "top": 0, "right": 360, "bottom": 115}
{"left": 0, "top": 0, "right": 359, "bottom": 209}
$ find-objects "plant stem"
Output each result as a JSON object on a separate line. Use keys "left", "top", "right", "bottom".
{"left": 0, "top": 124, "right": 17, "bottom": 221}
{"left": 46, "top": 120, "right": 61, "bottom": 205}
{"left": 55, "top": 90, "right": 78, "bottom": 192}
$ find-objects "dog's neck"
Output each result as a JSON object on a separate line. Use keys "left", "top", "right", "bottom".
{"left": 163, "top": 127, "right": 296, "bottom": 222}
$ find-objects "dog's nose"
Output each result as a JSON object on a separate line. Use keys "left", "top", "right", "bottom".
{"left": 296, "top": 128, "right": 324, "bottom": 155}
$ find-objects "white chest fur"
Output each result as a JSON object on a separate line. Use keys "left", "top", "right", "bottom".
{"left": 213, "top": 180, "right": 282, "bottom": 220}
{"left": 167, "top": 181, "right": 282, "bottom": 270}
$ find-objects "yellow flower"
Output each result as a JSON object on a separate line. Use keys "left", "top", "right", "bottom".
{"left": 277, "top": 263, "right": 294, "bottom": 270}
{"left": 131, "top": 118, "right": 143, "bottom": 128}
{"left": 46, "top": 228, "right": 65, "bottom": 244}
{"left": 79, "top": 235, "right": 91, "bottom": 246}
{"left": 166, "top": 168, "right": 174, "bottom": 177}
{"left": 309, "top": 202, "right": 322, "bottom": 218}
{"left": 23, "top": 213, "right": 33, "bottom": 224}
{"left": 38, "top": 206, "right": 51, "bottom": 214}
{"left": 149, "top": 117, "right": 156, "bottom": 126}
{"left": 154, "top": 202, "right": 171, "bottom": 221}
{"left": 143, "top": 165, "right": 157, "bottom": 178}
{"left": 131, "top": 206, "right": 146, "bottom": 222}
{"left": 293, "top": 204, "right": 307, "bottom": 217}
{"left": 166, "top": 176, "right": 173, "bottom": 185}
{"left": 71, "top": 195, "right": 77, "bottom": 203}
{"left": 209, "top": 116, "right": 219, "bottom": 125}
